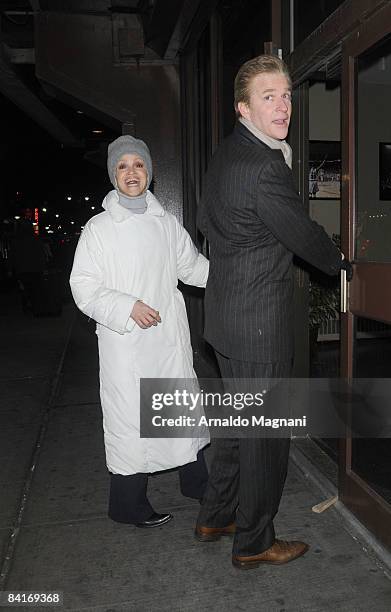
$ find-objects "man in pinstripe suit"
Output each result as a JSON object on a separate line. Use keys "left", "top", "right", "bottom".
{"left": 195, "top": 55, "right": 350, "bottom": 569}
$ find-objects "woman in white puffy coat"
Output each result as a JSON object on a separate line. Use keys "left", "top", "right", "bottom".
{"left": 70, "top": 135, "right": 209, "bottom": 528}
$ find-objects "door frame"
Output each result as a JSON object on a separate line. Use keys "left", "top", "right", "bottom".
{"left": 339, "top": 2, "right": 391, "bottom": 549}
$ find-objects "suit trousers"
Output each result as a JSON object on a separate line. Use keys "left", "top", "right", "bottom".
{"left": 108, "top": 449, "right": 208, "bottom": 524}
{"left": 197, "top": 353, "right": 291, "bottom": 556}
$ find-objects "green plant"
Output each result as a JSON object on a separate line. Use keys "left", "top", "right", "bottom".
{"left": 309, "top": 279, "right": 339, "bottom": 328}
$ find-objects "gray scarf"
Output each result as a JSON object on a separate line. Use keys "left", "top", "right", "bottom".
{"left": 239, "top": 116, "right": 292, "bottom": 169}
{"left": 117, "top": 191, "right": 147, "bottom": 214}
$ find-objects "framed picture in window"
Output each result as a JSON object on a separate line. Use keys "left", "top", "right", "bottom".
{"left": 379, "top": 143, "right": 391, "bottom": 200}
{"left": 309, "top": 140, "right": 341, "bottom": 199}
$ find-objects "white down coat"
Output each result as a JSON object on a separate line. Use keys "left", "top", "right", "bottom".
{"left": 70, "top": 189, "right": 210, "bottom": 475}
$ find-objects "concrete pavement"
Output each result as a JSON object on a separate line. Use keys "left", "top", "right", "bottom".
{"left": 1, "top": 287, "right": 391, "bottom": 611}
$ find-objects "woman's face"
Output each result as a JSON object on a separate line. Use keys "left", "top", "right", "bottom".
{"left": 115, "top": 153, "right": 148, "bottom": 197}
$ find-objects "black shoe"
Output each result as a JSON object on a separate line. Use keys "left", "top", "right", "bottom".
{"left": 135, "top": 512, "right": 173, "bottom": 528}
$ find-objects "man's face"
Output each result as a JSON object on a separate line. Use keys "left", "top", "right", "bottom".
{"left": 115, "top": 153, "right": 148, "bottom": 197}
{"left": 238, "top": 72, "right": 292, "bottom": 140}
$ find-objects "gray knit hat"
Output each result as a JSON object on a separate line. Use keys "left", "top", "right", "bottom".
{"left": 107, "top": 135, "right": 153, "bottom": 189}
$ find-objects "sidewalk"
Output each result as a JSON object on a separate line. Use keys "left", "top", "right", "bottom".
{"left": 1, "top": 287, "right": 391, "bottom": 611}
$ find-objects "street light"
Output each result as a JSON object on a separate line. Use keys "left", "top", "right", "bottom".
{"left": 67, "top": 196, "right": 72, "bottom": 201}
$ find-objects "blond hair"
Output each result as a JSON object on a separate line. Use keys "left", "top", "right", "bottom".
{"left": 234, "top": 55, "right": 292, "bottom": 116}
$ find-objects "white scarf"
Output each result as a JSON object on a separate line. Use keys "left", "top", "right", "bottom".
{"left": 239, "top": 116, "right": 292, "bottom": 169}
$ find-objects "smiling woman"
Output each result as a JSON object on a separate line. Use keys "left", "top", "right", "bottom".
{"left": 115, "top": 154, "right": 148, "bottom": 198}
{"left": 105, "top": 136, "right": 153, "bottom": 215}
{"left": 69, "top": 134, "right": 210, "bottom": 529}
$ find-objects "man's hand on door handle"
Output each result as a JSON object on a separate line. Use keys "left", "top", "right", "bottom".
{"left": 340, "top": 259, "right": 353, "bottom": 282}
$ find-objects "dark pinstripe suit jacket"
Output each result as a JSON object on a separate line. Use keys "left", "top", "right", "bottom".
{"left": 198, "top": 122, "right": 342, "bottom": 363}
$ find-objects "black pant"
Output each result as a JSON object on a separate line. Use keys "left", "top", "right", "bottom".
{"left": 108, "top": 449, "right": 208, "bottom": 524}
{"left": 197, "top": 352, "right": 291, "bottom": 556}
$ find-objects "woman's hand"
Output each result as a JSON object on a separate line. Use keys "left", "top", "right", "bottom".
{"left": 131, "top": 300, "right": 161, "bottom": 329}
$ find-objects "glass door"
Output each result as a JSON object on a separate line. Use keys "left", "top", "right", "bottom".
{"left": 340, "top": 6, "right": 391, "bottom": 549}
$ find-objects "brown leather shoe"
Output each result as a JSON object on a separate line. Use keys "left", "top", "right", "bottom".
{"left": 232, "top": 539, "right": 309, "bottom": 569}
{"left": 195, "top": 523, "right": 236, "bottom": 542}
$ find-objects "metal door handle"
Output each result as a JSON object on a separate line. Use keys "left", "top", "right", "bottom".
{"left": 340, "top": 269, "right": 347, "bottom": 313}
